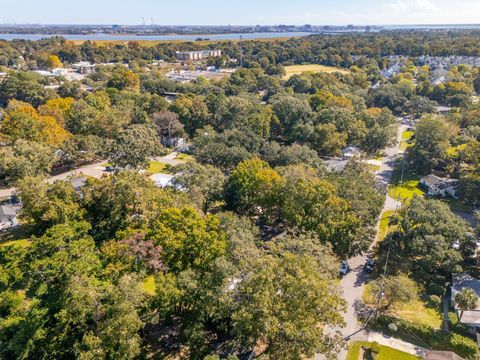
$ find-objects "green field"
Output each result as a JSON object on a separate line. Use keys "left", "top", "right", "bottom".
{"left": 347, "top": 341, "right": 421, "bottom": 360}
{"left": 283, "top": 64, "right": 350, "bottom": 79}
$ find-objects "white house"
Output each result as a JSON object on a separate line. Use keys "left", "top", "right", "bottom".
{"left": 341, "top": 146, "right": 360, "bottom": 159}
{"left": 150, "top": 173, "right": 175, "bottom": 188}
{"left": 420, "top": 174, "right": 459, "bottom": 198}
{"left": 0, "top": 205, "right": 18, "bottom": 229}
{"left": 451, "top": 273, "right": 480, "bottom": 331}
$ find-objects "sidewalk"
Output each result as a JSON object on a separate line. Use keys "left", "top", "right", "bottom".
{"left": 367, "top": 331, "right": 428, "bottom": 358}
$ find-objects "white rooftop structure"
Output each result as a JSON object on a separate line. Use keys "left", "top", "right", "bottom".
{"left": 150, "top": 173, "right": 174, "bottom": 188}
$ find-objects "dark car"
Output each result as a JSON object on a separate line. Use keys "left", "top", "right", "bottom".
{"left": 340, "top": 260, "right": 349, "bottom": 276}
{"left": 364, "top": 258, "right": 375, "bottom": 273}
{"left": 105, "top": 166, "right": 115, "bottom": 172}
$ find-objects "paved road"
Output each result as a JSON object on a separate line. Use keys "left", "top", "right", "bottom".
{"left": 0, "top": 153, "right": 185, "bottom": 200}
{"left": 0, "top": 161, "right": 108, "bottom": 200}
{"left": 316, "top": 122, "right": 408, "bottom": 360}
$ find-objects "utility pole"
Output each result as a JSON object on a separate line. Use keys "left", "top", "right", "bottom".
{"left": 239, "top": 35, "right": 243, "bottom": 68}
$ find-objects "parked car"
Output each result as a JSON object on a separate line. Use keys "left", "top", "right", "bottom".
{"left": 105, "top": 166, "right": 115, "bottom": 172}
{"left": 340, "top": 260, "right": 349, "bottom": 276}
{"left": 364, "top": 258, "right": 375, "bottom": 273}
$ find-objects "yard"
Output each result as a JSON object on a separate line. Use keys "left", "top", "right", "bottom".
{"left": 147, "top": 161, "right": 174, "bottom": 174}
{"left": 0, "top": 226, "right": 32, "bottom": 248}
{"left": 388, "top": 166, "right": 425, "bottom": 201}
{"left": 283, "top": 64, "right": 350, "bottom": 79}
{"left": 363, "top": 284, "right": 443, "bottom": 329}
{"left": 346, "top": 341, "right": 421, "bottom": 360}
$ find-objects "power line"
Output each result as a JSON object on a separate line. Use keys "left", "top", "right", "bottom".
{"left": 344, "top": 124, "right": 406, "bottom": 341}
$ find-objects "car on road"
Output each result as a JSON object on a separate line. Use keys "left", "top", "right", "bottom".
{"left": 340, "top": 260, "right": 349, "bottom": 276}
{"left": 364, "top": 258, "right": 375, "bottom": 273}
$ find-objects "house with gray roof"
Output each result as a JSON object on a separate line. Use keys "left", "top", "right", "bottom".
{"left": 0, "top": 204, "right": 18, "bottom": 229}
{"left": 451, "top": 273, "right": 480, "bottom": 330}
{"left": 420, "top": 174, "right": 459, "bottom": 198}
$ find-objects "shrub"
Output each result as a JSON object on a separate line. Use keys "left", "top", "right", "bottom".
{"left": 375, "top": 315, "right": 478, "bottom": 358}
{"left": 428, "top": 295, "right": 442, "bottom": 309}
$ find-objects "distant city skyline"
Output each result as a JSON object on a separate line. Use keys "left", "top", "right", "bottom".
{"left": 2, "top": 0, "right": 480, "bottom": 26}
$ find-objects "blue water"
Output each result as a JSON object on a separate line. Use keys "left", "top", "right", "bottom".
{"left": 0, "top": 32, "right": 313, "bottom": 41}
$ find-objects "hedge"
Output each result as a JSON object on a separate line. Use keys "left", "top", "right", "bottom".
{"left": 374, "top": 315, "right": 478, "bottom": 358}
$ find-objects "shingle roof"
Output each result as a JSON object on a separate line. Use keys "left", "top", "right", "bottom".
{"left": 0, "top": 205, "right": 17, "bottom": 217}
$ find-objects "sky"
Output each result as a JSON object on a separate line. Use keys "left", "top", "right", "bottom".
{"left": 2, "top": 0, "right": 480, "bottom": 26}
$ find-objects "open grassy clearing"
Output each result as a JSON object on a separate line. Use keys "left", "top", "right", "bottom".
{"left": 363, "top": 284, "right": 443, "bottom": 329}
{"left": 346, "top": 341, "right": 421, "bottom": 360}
{"left": 396, "top": 300, "right": 443, "bottom": 329}
{"left": 147, "top": 161, "right": 175, "bottom": 174}
{"left": 283, "top": 64, "right": 350, "bottom": 79}
{"left": 388, "top": 165, "right": 425, "bottom": 201}
{"left": 175, "top": 153, "right": 194, "bottom": 161}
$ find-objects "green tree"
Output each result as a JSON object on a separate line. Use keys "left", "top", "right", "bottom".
{"left": 409, "top": 115, "right": 452, "bottom": 174}
{"left": 370, "top": 275, "right": 418, "bottom": 312}
{"left": 172, "top": 162, "right": 226, "bottom": 213}
{"left": 17, "top": 177, "right": 85, "bottom": 231}
{"left": 109, "top": 124, "right": 165, "bottom": 169}
{"left": 0, "top": 140, "right": 55, "bottom": 183}
{"left": 378, "top": 197, "right": 473, "bottom": 286}
{"left": 225, "top": 158, "right": 283, "bottom": 219}
{"left": 455, "top": 288, "right": 479, "bottom": 320}
{"left": 232, "top": 253, "right": 346, "bottom": 359}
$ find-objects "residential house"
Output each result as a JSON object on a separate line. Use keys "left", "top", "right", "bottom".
{"left": 341, "top": 146, "right": 360, "bottom": 159}
{"left": 451, "top": 273, "right": 480, "bottom": 331}
{"left": 71, "top": 61, "right": 96, "bottom": 74}
{"left": 420, "top": 174, "right": 459, "bottom": 198}
{"left": 0, "top": 204, "right": 18, "bottom": 229}
{"left": 150, "top": 173, "right": 175, "bottom": 188}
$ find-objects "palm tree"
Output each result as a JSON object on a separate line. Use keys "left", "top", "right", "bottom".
{"left": 455, "top": 288, "right": 479, "bottom": 320}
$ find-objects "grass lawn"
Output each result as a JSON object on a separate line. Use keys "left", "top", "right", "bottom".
{"left": 175, "top": 153, "right": 194, "bottom": 161}
{"left": 400, "top": 130, "right": 414, "bottom": 151}
{"left": 402, "top": 131, "right": 414, "bottom": 141}
{"left": 283, "top": 64, "right": 350, "bottom": 79}
{"left": 363, "top": 284, "right": 442, "bottom": 329}
{"left": 142, "top": 275, "right": 156, "bottom": 296}
{"left": 377, "top": 210, "right": 395, "bottom": 242}
{"left": 347, "top": 341, "right": 421, "bottom": 360}
{"left": 388, "top": 167, "right": 425, "bottom": 201}
{"left": 396, "top": 300, "right": 443, "bottom": 329}
{"left": 0, "top": 226, "right": 32, "bottom": 248}
{"left": 147, "top": 161, "right": 174, "bottom": 174}
{"left": 0, "top": 238, "right": 31, "bottom": 248}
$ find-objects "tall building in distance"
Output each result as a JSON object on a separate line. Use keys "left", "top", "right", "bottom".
{"left": 175, "top": 49, "right": 222, "bottom": 61}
